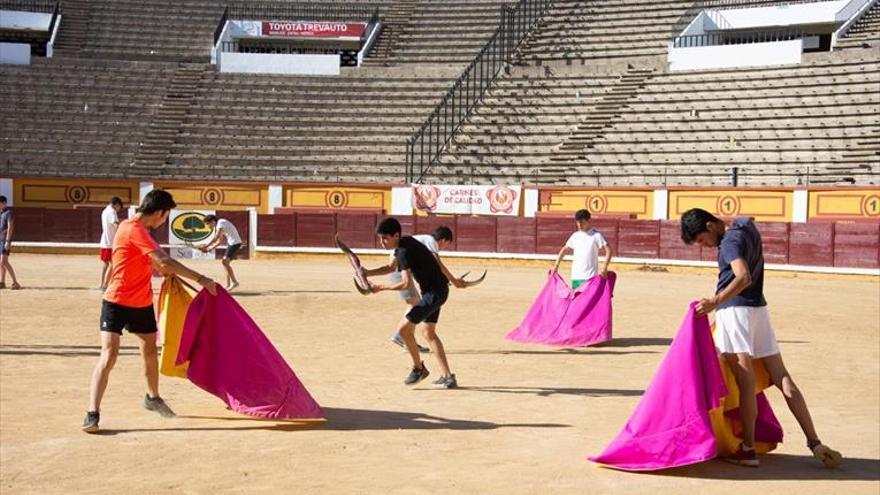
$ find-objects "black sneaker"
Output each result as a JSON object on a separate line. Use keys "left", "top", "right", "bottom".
{"left": 144, "top": 395, "right": 176, "bottom": 418}
{"left": 404, "top": 362, "right": 429, "bottom": 385}
{"left": 439, "top": 374, "right": 458, "bottom": 389}
{"left": 82, "top": 411, "right": 100, "bottom": 433}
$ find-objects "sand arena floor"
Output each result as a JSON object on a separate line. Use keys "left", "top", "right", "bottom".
{"left": 0, "top": 253, "right": 878, "bottom": 494}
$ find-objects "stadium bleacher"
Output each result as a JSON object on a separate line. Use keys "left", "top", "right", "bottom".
{"left": 0, "top": 0, "right": 877, "bottom": 187}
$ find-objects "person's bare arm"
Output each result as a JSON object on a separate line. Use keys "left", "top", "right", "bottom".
{"left": 200, "top": 229, "right": 225, "bottom": 252}
{"left": 696, "top": 257, "right": 751, "bottom": 315}
{"left": 4, "top": 218, "right": 13, "bottom": 249}
{"left": 149, "top": 251, "right": 218, "bottom": 295}
{"left": 364, "top": 257, "right": 397, "bottom": 277}
{"left": 600, "top": 244, "right": 613, "bottom": 277}
{"left": 371, "top": 267, "right": 412, "bottom": 292}
{"left": 435, "top": 253, "right": 465, "bottom": 288}
{"left": 551, "top": 246, "right": 572, "bottom": 273}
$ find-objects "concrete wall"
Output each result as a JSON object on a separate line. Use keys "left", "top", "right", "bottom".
{"left": 718, "top": 0, "right": 849, "bottom": 28}
{"left": 219, "top": 51, "right": 340, "bottom": 75}
{"left": 668, "top": 39, "right": 802, "bottom": 71}
{"left": 0, "top": 42, "right": 31, "bottom": 65}
{"left": 0, "top": 10, "right": 51, "bottom": 30}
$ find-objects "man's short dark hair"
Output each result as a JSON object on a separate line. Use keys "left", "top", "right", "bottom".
{"left": 0, "top": 195, "right": 6, "bottom": 204}
{"left": 203, "top": 214, "right": 218, "bottom": 224}
{"left": 680, "top": 208, "right": 720, "bottom": 244}
{"left": 575, "top": 209, "right": 591, "bottom": 222}
{"left": 433, "top": 226, "right": 453, "bottom": 242}
{"left": 137, "top": 189, "right": 176, "bottom": 215}
{"left": 110, "top": 196, "right": 123, "bottom": 207}
{"left": 376, "top": 217, "right": 402, "bottom": 236}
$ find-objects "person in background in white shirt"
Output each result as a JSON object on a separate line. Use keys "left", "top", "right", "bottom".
{"left": 198, "top": 215, "right": 243, "bottom": 291}
{"left": 551, "top": 209, "right": 613, "bottom": 288}
{"left": 98, "top": 197, "right": 125, "bottom": 290}
{"left": 390, "top": 226, "right": 464, "bottom": 357}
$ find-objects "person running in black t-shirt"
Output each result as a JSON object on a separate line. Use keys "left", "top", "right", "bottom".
{"left": 363, "top": 218, "right": 465, "bottom": 388}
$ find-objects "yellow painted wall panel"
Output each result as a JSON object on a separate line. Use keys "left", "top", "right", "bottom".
{"left": 670, "top": 190, "right": 792, "bottom": 221}
{"left": 15, "top": 179, "right": 137, "bottom": 208}
{"left": 154, "top": 183, "right": 268, "bottom": 212}
{"left": 538, "top": 189, "right": 653, "bottom": 219}
{"left": 284, "top": 186, "right": 390, "bottom": 211}
{"left": 809, "top": 189, "right": 880, "bottom": 220}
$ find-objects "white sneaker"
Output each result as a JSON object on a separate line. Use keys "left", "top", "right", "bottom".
{"left": 226, "top": 282, "right": 239, "bottom": 291}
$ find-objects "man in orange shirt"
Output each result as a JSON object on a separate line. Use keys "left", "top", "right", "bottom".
{"left": 83, "top": 189, "right": 218, "bottom": 433}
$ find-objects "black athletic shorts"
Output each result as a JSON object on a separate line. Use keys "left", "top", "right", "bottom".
{"left": 100, "top": 300, "right": 158, "bottom": 334}
{"left": 224, "top": 243, "right": 242, "bottom": 259}
{"left": 405, "top": 286, "right": 449, "bottom": 325}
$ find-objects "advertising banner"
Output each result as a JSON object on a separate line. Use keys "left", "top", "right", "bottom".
{"left": 261, "top": 21, "right": 367, "bottom": 38}
{"left": 412, "top": 185, "right": 521, "bottom": 216}
{"left": 168, "top": 210, "right": 216, "bottom": 259}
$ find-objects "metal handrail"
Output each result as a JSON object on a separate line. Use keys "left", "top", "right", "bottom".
{"left": 214, "top": 6, "right": 229, "bottom": 45}
{"left": 405, "top": 0, "right": 553, "bottom": 184}
{"left": 673, "top": 28, "right": 804, "bottom": 47}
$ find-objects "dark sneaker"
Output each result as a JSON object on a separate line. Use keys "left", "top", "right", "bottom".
{"left": 724, "top": 443, "right": 760, "bottom": 467}
{"left": 438, "top": 374, "right": 458, "bottom": 389}
{"left": 144, "top": 395, "right": 176, "bottom": 418}
{"left": 404, "top": 362, "right": 429, "bottom": 385}
{"left": 391, "top": 334, "right": 431, "bottom": 353}
{"left": 811, "top": 442, "right": 842, "bottom": 468}
{"left": 432, "top": 376, "right": 447, "bottom": 385}
{"left": 82, "top": 411, "right": 100, "bottom": 433}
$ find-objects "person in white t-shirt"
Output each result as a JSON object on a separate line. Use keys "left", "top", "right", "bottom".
{"left": 198, "top": 215, "right": 243, "bottom": 291}
{"left": 98, "top": 197, "right": 125, "bottom": 290}
{"left": 389, "top": 226, "right": 464, "bottom": 359}
{"left": 551, "top": 209, "right": 613, "bottom": 289}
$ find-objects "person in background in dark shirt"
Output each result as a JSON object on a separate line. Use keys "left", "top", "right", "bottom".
{"left": 681, "top": 208, "right": 842, "bottom": 469}
{"left": 363, "top": 218, "right": 465, "bottom": 389}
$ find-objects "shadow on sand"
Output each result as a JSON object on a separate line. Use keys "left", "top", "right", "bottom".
{"left": 649, "top": 454, "right": 880, "bottom": 481}
{"left": 92, "top": 407, "right": 570, "bottom": 435}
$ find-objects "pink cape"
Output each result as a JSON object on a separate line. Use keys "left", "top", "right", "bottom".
{"left": 506, "top": 272, "right": 615, "bottom": 347}
{"left": 176, "top": 288, "right": 324, "bottom": 420}
{"left": 589, "top": 303, "right": 782, "bottom": 471}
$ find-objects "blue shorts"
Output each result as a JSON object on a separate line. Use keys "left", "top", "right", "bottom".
{"left": 405, "top": 286, "right": 448, "bottom": 325}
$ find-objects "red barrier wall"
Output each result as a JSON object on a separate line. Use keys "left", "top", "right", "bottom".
{"left": 456, "top": 216, "right": 497, "bottom": 253}
{"left": 618, "top": 219, "right": 659, "bottom": 258}
{"left": 757, "top": 222, "right": 790, "bottom": 265}
{"left": 789, "top": 223, "right": 834, "bottom": 266}
{"left": 19, "top": 207, "right": 878, "bottom": 270}
{"left": 659, "top": 220, "right": 700, "bottom": 261}
{"left": 497, "top": 217, "right": 536, "bottom": 254}
{"left": 536, "top": 217, "right": 572, "bottom": 254}
{"left": 258, "top": 214, "right": 296, "bottom": 247}
{"left": 834, "top": 222, "right": 879, "bottom": 269}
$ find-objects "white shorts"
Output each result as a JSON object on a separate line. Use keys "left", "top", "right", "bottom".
{"left": 713, "top": 305, "right": 780, "bottom": 358}
{"left": 390, "top": 272, "right": 419, "bottom": 301}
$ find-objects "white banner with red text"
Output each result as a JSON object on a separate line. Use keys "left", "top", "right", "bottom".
{"left": 411, "top": 185, "right": 521, "bottom": 216}
{"left": 261, "top": 21, "right": 367, "bottom": 39}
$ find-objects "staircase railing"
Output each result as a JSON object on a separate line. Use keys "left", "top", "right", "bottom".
{"left": 404, "top": 0, "right": 553, "bottom": 184}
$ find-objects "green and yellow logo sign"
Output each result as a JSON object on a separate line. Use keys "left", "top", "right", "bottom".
{"left": 171, "top": 212, "right": 213, "bottom": 243}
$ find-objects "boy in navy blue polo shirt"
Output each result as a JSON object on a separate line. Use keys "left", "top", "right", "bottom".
{"left": 681, "top": 208, "right": 842, "bottom": 468}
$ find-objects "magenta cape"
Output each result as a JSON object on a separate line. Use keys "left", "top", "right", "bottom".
{"left": 589, "top": 303, "right": 782, "bottom": 471}
{"left": 506, "top": 272, "right": 615, "bottom": 347}
{"left": 176, "top": 288, "right": 323, "bottom": 419}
